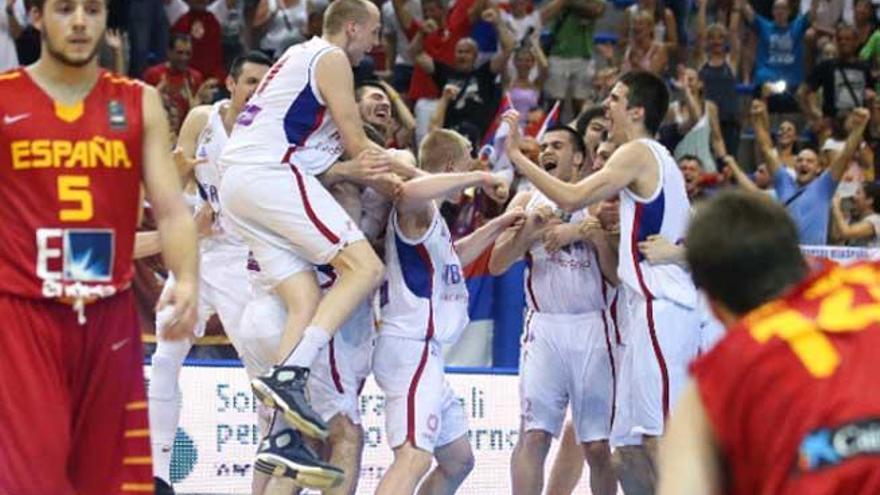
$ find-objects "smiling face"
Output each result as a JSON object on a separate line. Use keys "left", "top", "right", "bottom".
{"left": 358, "top": 85, "right": 392, "bottom": 128}
{"left": 772, "top": 0, "right": 790, "bottom": 25}
{"left": 679, "top": 157, "right": 702, "bottom": 196}
{"left": 35, "top": 0, "right": 107, "bottom": 68}
{"left": 777, "top": 120, "right": 797, "bottom": 148}
{"left": 539, "top": 130, "right": 582, "bottom": 182}
{"left": 603, "top": 82, "right": 635, "bottom": 141}
{"left": 794, "top": 149, "right": 821, "bottom": 186}
{"left": 592, "top": 141, "right": 617, "bottom": 172}
{"left": 344, "top": 2, "right": 381, "bottom": 66}
{"left": 453, "top": 38, "right": 478, "bottom": 72}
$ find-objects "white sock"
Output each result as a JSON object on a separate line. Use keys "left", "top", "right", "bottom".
{"left": 148, "top": 339, "right": 191, "bottom": 483}
{"left": 281, "top": 326, "right": 331, "bottom": 369}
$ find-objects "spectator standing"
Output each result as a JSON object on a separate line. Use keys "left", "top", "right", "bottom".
{"left": 753, "top": 99, "right": 870, "bottom": 244}
{"left": 504, "top": 44, "right": 549, "bottom": 126}
{"left": 802, "top": 24, "right": 875, "bottom": 127}
{"left": 668, "top": 67, "right": 728, "bottom": 172}
{"left": 541, "top": 0, "right": 606, "bottom": 115}
{"left": 620, "top": 11, "right": 668, "bottom": 76}
{"left": 168, "top": 0, "right": 226, "bottom": 80}
{"left": 419, "top": 11, "right": 514, "bottom": 145}
{"left": 619, "top": 0, "right": 678, "bottom": 54}
{"left": 502, "top": 0, "right": 543, "bottom": 45}
{"left": 739, "top": 0, "right": 816, "bottom": 112}
{"left": 854, "top": 0, "right": 876, "bottom": 46}
{"left": 694, "top": 0, "right": 742, "bottom": 157}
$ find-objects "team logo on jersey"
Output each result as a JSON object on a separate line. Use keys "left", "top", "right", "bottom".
{"left": 797, "top": 418, "right": 880, "bottom": 472}
{"left": 108, "top": 100, "right": 127, "bottom": 131}
{"left": 442, "top": 264, "right": 462, "bottom": 285}
{"left": 36, "top": 228, "right": 116, "bottom": 298}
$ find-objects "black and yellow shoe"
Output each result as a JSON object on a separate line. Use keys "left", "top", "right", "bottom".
{"left": 254, "top": 429, "right": 345, "bottom": 489}
{"left": 251, "top": 366, "right": 329, "bottom": 439}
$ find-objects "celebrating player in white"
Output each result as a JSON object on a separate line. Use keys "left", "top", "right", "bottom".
{"left": 373, "top": 129, "right": 523, "bottom": 494}
{"left": 490, "top": 125, "right": 619, "bottom": 495}
{"left": 505, "top": 71, "right": 701, "bottom": 494}
{"left": 146, "top": 51, "right": 271, "bottom": 494}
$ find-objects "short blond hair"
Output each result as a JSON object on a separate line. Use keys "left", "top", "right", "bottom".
{"left": 323, "top": 0, "right": 374, "bottom": 35}
{"left": 418, "top": 129, "right": 471, "bottom": 172}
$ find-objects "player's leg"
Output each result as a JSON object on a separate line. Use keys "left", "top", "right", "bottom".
{"left": 417, "top": 386, "right": 474, "bottom": 495}
{"left": 569, "top": 312, "right": 617, "bottom": 495}
{"left": 612, "top": 444, "right": 655, "bottom": 495}
{"left": 374, "top": 335, "right": 445, "bottom": 494}
{"left": 0, "top": 297, "right": 74, "bottom": 494}
{"left": 148, "top": 274, "right": 199, "bottom": 489}
{"left": 545, "top": 421, "right": 584, "bottom": 495}
{"left": 67, "top": 291, "right": 154, "bottom": 495}
{"left": 418, "top": 436, "right": 474, "bottom": 495}
{"left": 324, "top": 414, "right": 364, "bottom": 495}
{"left": 511, "top": 312, "right": 567, "bottom": 495}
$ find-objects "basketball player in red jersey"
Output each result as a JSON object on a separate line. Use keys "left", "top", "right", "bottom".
{"left": 659, "top": 190, "right": 880, "bottom": 495}
{"left": 0, "top": 0, "right": 199, "bottom": 494}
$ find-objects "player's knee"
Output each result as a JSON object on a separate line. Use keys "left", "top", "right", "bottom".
{"left": 333, "top": 244, "right": 385, "bottom": 287}
{"left": 441, "top": 448, "right": 475, "bottom": 482}
{"left": 392, "top": 443, "right": 433, "bottom": 478}
{"left": 329, "top": 415, "right": 364, "bottom": 452}
{"left": 583, "top": 440, "right": 612, "bottom": 467}
{"left": 520, "top": 430, "right": 553, "bottom": 456}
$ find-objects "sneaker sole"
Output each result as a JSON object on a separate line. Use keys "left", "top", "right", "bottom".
{"left": 254, "top": 454, "right": 344, "bottom": 489}
{"left": 251, "top": 378, "right": 329, "bottom": 440}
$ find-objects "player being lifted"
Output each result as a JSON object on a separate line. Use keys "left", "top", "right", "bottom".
{"left": 146, "top": 51, "right": 271, "bottom": 495}
{"left": 218, "top": 0, "right": 405, "bottom": 484}
{"left": 0, "top": 0, "right": 198, "bottom": 493}
{"left": 373, "top": 129, "right": 523, "bottom": 494}
{"left": 504, "top": 70, "right": 702, "bottom": 494}
{"left": 489, "top": 124, "right": 619, "bottom": 495}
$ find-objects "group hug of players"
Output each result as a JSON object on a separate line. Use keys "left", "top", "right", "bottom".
{"left": 4, "top": 0, "right": 880, "bottom": 495}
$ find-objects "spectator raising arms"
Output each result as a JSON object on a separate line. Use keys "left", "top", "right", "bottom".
{"left": 503, "top": 43, "right": 549, "bottom": 127}
{"left": 831, "top": 181, "right": 880, "bottom": 246}
{"left": 667, "top": 67, "right": 728, "bottom": 173}
{"left": 752, "top": 99, "right": 870, "bottom": 245}
{"left": 620, "top": 11, "right": 668, "bottom": 76}
{"left": 166, "top": 0, "right": 226, "bottom": 80}
{"left": 619, "top": 0, "right": 677, "bottom": 54}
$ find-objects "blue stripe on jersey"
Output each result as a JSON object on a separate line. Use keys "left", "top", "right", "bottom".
{"left": 283, "top": 81, "right": 324, "bottom": 146}
{"left": 636, "top": 190, "right": 665, "bottom": 262}
{"left": 395, "top": 233, "right": 433, "bottom": 299}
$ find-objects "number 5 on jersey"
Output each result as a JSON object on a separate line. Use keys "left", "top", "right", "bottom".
{"left": 58, "top": 175, "right": 93, "bottom": 221}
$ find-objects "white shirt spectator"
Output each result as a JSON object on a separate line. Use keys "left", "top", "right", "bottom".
{"left": 382, "top": 0, "right": 422, "bottom": 66}
{"left": 0, "top": 0, "right": 26, "bottom": 72}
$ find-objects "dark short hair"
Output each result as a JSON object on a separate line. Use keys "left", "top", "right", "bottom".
{"left": 678, "top": 154, "right": 703, "bottom": 167}
{"left": 864, "top": 181, "right": 880, "bottom": 213}
{"left": 229, "top": 50, "right": 273, "bottom": 80}
{"left": 617, "top": 71, "right": 670, "bottom": 135}
{"left": 574, "top": 106, "right": 606, "bottom": 138}
{"left": 355, "top": 80, "right": 388, "bottom": 101}
{"left": 686, "top": 190, "right": 807, "bottom": 316}
{"left": 544, "top": 124, "right": 587, "bottom": 157}
{"left": 169, "top": 32, "right": 192, "bottom": 50}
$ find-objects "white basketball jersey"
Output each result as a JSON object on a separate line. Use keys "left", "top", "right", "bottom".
{"left": 380, "top": 206, "right": 470, "bottom": 345}
{"left": 193, "top": 100, "right": 244, "bottom": 248}
{"left": 220, "top": 37, "right": 345, "bottom": 176}
{"left": 618, "top": 138, "right": 697, "bottom": 308}
{"left": 523, "top": 191, "right": 605, "bottom": 314}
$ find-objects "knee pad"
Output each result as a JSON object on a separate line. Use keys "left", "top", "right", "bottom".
{"left": 149, "top": 339, "right": 192, "bottom": 401}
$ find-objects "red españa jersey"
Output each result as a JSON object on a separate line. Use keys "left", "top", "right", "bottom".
{"left": 691, "top": 261, "right": 880, "bottom": 495}
{"left": 0, "top": 69, "right": 144, "bottom": 300}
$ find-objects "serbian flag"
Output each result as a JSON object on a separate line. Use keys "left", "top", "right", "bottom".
{"left": 535, "top": 100, "right": 561, "bottom": 140}
{"left": 478, "top": 92, "right": 515, "bottom": 183}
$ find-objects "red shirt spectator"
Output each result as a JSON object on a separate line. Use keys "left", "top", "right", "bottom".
{"left": 142, "top": 33, "right": 204, "bottom": 132}
{"left": 171, "top": 4, "right": 225, "bottom": 80}
{"left": 393, "top": 0, "right": 480, "bottom": 100}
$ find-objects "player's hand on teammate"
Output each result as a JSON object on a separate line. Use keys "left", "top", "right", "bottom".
{"left": 481, "top": 172, "right": 510, "bottom": 204}
{"left": 595, "top": 200, "right": 620, "bottom": 233}
{"left": 350, "top": 148, "right": 393, "bottom": 183}
{"left": 543, "top": 223, "right": 581, "bottom": 253}
{"left": 193, "top": 203, "right": 216, "bottom": 239}
{"left": 579, "top": 218, "right": 608, "bottom": 245}
{"left": 370, "top": 173, "right": 405, "bottom": 199}
{"left": 172, "top": 147, "right": 208, "bottom": 176}
{"left": 156, "top": 276, "right": 198, "bottom": 342}
{"left": 496, "top": 206, "right": 526, "bottom": 230}
{"left": 638, "top": 234, "right": 684, "bottom": 265}
{"left": 526, "top": 205, "right": 562, "bottom": 233}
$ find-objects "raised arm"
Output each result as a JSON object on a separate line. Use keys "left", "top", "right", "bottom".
{"left": 396, "top": 171, "right": 508, "bottom": 214}
{"left": 540, "top": 0, "right": 569, "bottom": 24}
{"left": 707, "top": 102, "right": 728, "bottom": 158}
{"left": 694, "top": 0, "right": 708, "bottom": 66}
{"left": 720, "top": 155, "right": 761, "bottom": 193}
{"left": 141, "top": 85, "right": 199, "bottom": 341}
{"left": 735, "top": 0, "right": 755, "bottom": 25}
{"left": 567, "top": 0, "right": 605, "bottom": 19}
{"left": 831, "top": 195, "right": 878, "bottom": 241}
{"left": 391, "top": 0, "right": 416, "bottom": 35}
{"left": 408, "top": 22, "right": 437, "bottom": 74}
{"left": 487, "top": 9, "right": 516, "bottom": 74}
{"left": 750, "top": 99, "right": 783, "bottom": 175}
{"left": 829, "top": 107, "right": 870, "bottom": 182}
{"left": 173, "top": 104, "right": 211, "bottom": 179}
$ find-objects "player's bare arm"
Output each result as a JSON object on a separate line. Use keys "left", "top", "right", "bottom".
{"left": 581, "top": 218, "right": 620, "bottom": 285}
{"left": 141, "top": 84, "right": 199, "bottom": 341}
{"left": 657, "top": 381, "right": 723, "bottom": 495}
{"left": 455, "top": 206, "right": 526, "bottom": 267}
{"left": 395, "top": 171, "right": 508, "bottom": 240}
{"left": 173, "top": 104, "right": 212, "bottom": 179}
{"left": 504, "top": 110, "right": 646, "bottom": 211}
{"left": 829, "top": 108, "right": 869, "bottom": 182}
{"left": 488, "top": 192, "right": 557, "bottom": 275}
